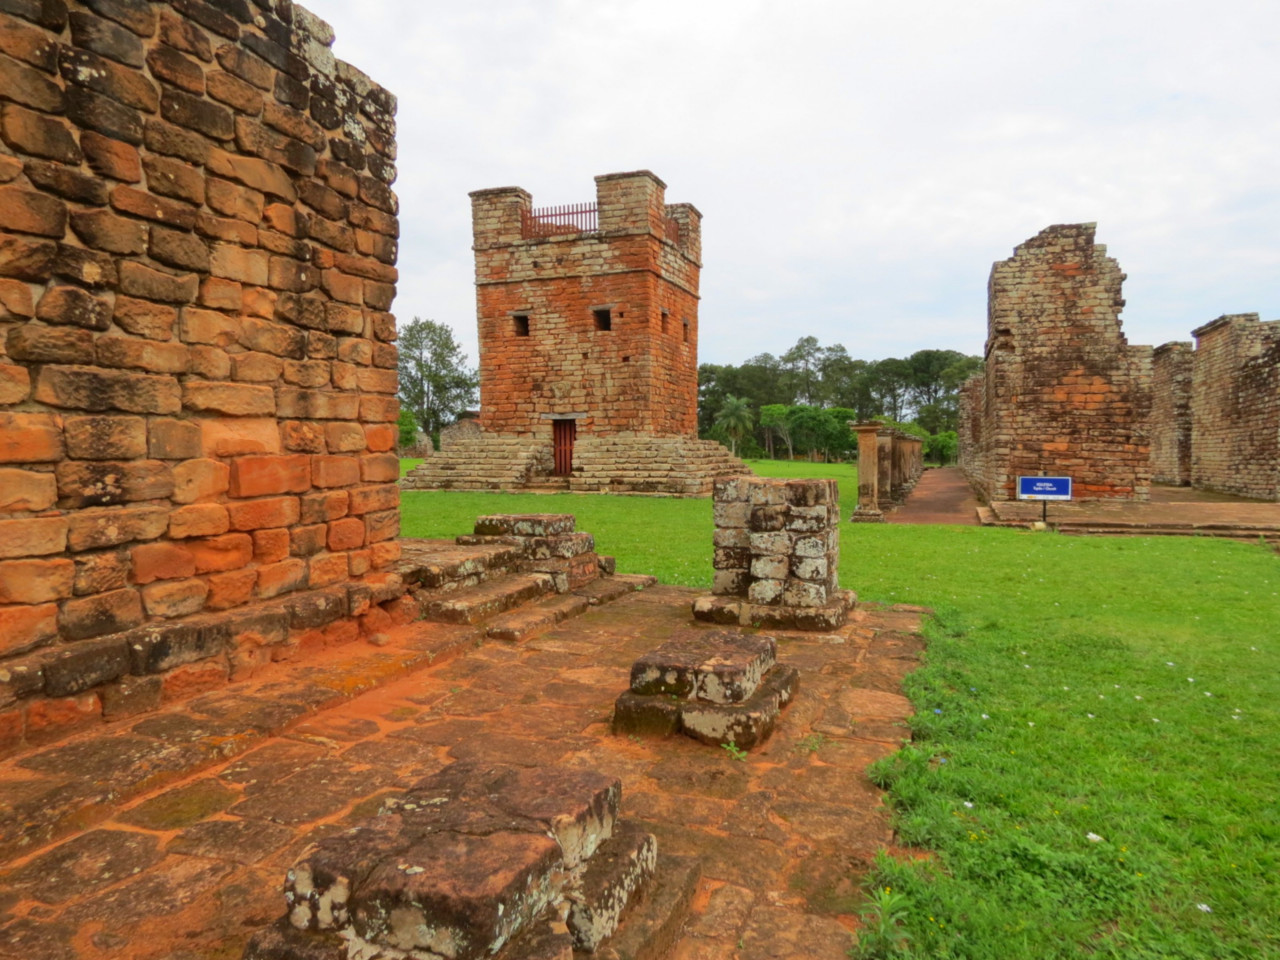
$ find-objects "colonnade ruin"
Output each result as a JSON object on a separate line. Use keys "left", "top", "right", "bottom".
{"left": 959, "top": 224, "right": 1280, "bottom": 503}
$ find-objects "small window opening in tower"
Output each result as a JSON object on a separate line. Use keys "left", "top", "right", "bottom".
{"left": 513, "top": 314, "right": 530, "bottom": 337}
{"left": 682, "top": 317, "right": 690, "bottom": 343}
{"left": 593, "top": 308, "right": 612, "bottom": 331}
{"left": 661, "top": 310, "right": 670, "bottom": 334}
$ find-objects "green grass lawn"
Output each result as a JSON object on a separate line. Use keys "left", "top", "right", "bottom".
{"left": 398, "top": 462, "right": 1279, "bottom": 957}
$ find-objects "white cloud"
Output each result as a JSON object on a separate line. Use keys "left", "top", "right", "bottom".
{"left": 302, "top": 0, "right": 1280, "bottom": 365}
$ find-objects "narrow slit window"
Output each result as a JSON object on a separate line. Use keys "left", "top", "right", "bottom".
{"left": 661, "top": 310, "right": 670, "bottom": 334}
{"left": 593, "top": 307, "right": 612, "bottom": 331}
{"left": 513, "top": 314, "right": 530, "bottom": 337}
{"left": 682, "top": 317, "right": 690, "bottom": 343}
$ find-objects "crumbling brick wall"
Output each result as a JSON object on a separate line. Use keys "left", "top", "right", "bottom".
{"left": 470, "top": 170, "right": 700, "bottom": 440}
{"left": 958, "top": 223, "right": 1152, "bottom": 501}
{"left": 0, "top": 0, "right": 400, "bottom": 748}
{"left": 1190, "top": 314, "right": 1280, "bottom": 500}
{"left": 1150, "top": 341, "right": 1193, "bottom": 486}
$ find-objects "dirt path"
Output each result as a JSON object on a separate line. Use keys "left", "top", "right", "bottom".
{"left": 886, "top": 467, "right": 979, "bottom": 525}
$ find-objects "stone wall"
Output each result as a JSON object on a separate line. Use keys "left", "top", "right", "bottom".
{"left": 470, "top": 170, "right": 700, "bottom": 439}
{"left": 958, "top": 223, "right": 1152, "bottom": 502}
{"left": 1190, "top": 314, "right": 1280, "bottom": 500}
{"left": 1150, "top": 341, "right": 1193, "bottom": 485}
{"left": 0, "top": 0, "right": 400, "bottom": 749}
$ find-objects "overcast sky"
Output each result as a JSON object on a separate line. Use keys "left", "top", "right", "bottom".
{"left": 302, "top": 0, "right": 1278, "bottom": 369}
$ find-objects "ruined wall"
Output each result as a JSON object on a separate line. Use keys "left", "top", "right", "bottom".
{"left": 958, "top": 223, "right": 1152, "bottom": 501}
{"left": 471, "top": 170, "right": 700, "bottom": 440}
{"left": 0, "top": 0, "right": 400, "bottom": 748}
{"left": 1190, "top": 314, "right": 1280, "bottom": 500}
{"left": 1150, "top": 341, "right": 1193, "bottom": 486}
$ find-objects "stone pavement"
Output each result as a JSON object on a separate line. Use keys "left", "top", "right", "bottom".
{"left": 885, "top": 467, "right": 979, "bottom": 525}
{"left": 0, "top": 584, "right": 925, "bottom": 960}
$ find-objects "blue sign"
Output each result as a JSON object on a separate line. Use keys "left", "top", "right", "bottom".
{"left": 1017, "top": 476, "right": 1072, "bottom": 501}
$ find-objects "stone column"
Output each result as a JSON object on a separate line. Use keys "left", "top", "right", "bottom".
{"left": 877, "top": 431, "right": 893, "bottom": 512}
{"left": 849, "top": 422, "right": 884, "bottom": 522}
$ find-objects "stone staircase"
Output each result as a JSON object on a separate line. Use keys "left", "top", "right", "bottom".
{"left": 570, "top": 434, "right": 751, "bottom": 495}
{"left": 399, "top": 432, "right": 752, "bottom": 497}
{"left": 399, "top": 436, "right": 552, "bottom": 490}
{"left": 396, "top": 514, "right": 653, "bottom": 642}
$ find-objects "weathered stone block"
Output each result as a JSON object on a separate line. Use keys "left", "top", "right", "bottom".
{"left": 629, "top": 630, "right": 776, "bottom": 704}
{"left": 0, "top": 411, "right": 63, "bottom": 462}
{"left": 566, "top": 821, "right": 658, "bottom": 952}
{"left": 59, "top": 586, "right": 143, "bottom": 641}
{"left": 63, "top": 416, "right": 147, "bottom": 460}
{"left": 35, "top": 285, "right": 111, "bottom": 330}
{"left": 67, "top": 505, "right": 168, "bottom": 551}
{"left": 678, "top": 665, "right": 799, "bottom": 749}
{"left": 35, "top": 364, "right": 182, "bottom": 414}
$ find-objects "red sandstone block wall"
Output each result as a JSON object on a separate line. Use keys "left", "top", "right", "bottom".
{"left": 1150, "top": 341, "right": 1193, "bottom": 486}
{"left": 471, "top": 171, "right": 700, "bottom": 440}
{"left": 0, "top": 0, "right": 400, "bottom": 749}
{"left": 1191, "top": 315, "right": 1280, "bottom": 500}
{"left": 959, "top": 224, "right": 1152, "bottom": 501}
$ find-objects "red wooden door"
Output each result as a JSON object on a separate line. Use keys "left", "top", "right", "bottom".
{"left": 553, "top": 419, "right": 575, "bottom": 476}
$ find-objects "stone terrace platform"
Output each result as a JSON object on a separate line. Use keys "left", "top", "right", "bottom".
{"left": 981, "top": 483, "right": 1280, "bottom": 544}
{"left": 0, "top": 584, "right": 925, "bottom": 960}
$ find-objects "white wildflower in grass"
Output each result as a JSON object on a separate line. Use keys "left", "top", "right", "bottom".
{"left": 1196, "top": 903, "right": 1212, "bottom": 913}
{"left": 1087, "top": 713, "right": 1095, "bottom": 719}
{"left": 1134, "top": 695, "right": 1143, "bottom": 700}
{"left": 1028, "top": 721, "right": 1035, "bottom": 727}
{"left": 963, "top": 801, "right": 974, "bottom": 808}
{"left": 1188, "top": 678, "right": 1195, "bottom": 683}
{"left": 1152, "top": 718, "right": 1160, "bottom": 723}
{"left": 1024, "top": 664, "right": 1031, "bottom": 669}
{"left": 1086, "top": 832, "right": 1104, "bottom": 843}
{"left": 1166, "top": 662, "right": 1175, "bottom": 667}
{"left": 981, "top": 714, "right": 989, "bottom": 720}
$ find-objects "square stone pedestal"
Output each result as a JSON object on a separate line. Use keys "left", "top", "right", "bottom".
{"left": 613, "top": 629, "right": 799, "bottom": 749}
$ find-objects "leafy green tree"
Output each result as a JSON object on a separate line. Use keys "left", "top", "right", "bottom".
{"left": 397, "top": 318, "right": 478, "bottom": 436}
{"left": 759, "top": 404, "right": 794, "bottom": 459}
{"left": 714, "top": 394, "right": 754, "bottom": 455}
{"left": 925, "top": 430, "right": 959, "bottom": 464}
{"left": 397, "top": 408, "right": 420, "bottom": 449}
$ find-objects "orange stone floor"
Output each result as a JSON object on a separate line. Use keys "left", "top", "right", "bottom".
{"left": 0, "top": 584, "right": 925, "bottom": 960}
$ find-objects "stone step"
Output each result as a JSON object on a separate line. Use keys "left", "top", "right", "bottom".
{"left": 0, "top": 618, "right": 482, "bottom": 864}
{"left": 591, "top": 853, "right": 700, "bottom": 960}
{"left": 421, "top": 573, "right": 556, "bottom": 625}
{"left": 486, "top": 593, "right": 591, "bottom": 642}
{"left": 567, "top": 821, "right": 658, "bottom": 952}
{"left": 397, "top": 538, "right": 527, "bottom": 590}
{"left": 530, "top": 552, "right": 602, "bottom": 593}
{"left": 474, "top": 514, "right": 577, "bottom": 537}
{"left": 577, "top": 574, "right": 657, "bottom": 606}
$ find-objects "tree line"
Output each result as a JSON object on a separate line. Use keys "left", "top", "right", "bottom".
{"left": 700, "top": 337, "right": 982, "bottom": 462}
{"left": 394, "top": 321, "right": 983, "bottom": 463}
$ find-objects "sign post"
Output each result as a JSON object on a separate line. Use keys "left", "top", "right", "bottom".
{"left": 1016, "top": 476, "right": 1072, "bottom": 524}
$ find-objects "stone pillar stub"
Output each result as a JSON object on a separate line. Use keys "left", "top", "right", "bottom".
{"left": 695, "top": 475, "right": 855, "bottom": 631}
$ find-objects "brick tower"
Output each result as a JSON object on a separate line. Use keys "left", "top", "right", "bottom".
{"left": 403, "top": 171, "right": 747, "bottom": 495}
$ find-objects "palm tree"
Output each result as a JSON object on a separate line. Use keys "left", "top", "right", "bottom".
{"left": 715, "top": 395, "right": 754, "bottom": 455}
